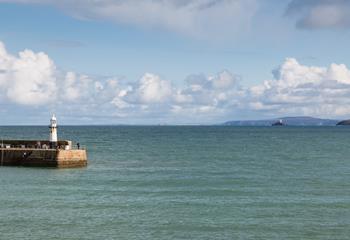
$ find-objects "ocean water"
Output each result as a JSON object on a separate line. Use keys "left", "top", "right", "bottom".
{"left": 0, "top": 126, "right": 350, "bottom": 239}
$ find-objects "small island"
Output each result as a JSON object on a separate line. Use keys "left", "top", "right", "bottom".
{"left": 336, "top": 119, "right": 350, "bottom": 126}
{"left": 272, "top": 119, "right": 285, "bottom": 126}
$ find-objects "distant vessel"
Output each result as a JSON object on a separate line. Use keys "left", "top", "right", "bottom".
{"left": 0, "top": 115, "right": 87, "bottom": 168}
{"left": 272, "top": 119, "right": 285, "bottom": 126}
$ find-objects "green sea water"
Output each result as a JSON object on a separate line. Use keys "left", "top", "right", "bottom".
{"left": 0, "top": 126, "right": 350, "bottom": 239}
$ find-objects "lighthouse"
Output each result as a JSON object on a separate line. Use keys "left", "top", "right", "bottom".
{"left": 49, "top": 114, "right": 58, "bottom": 148}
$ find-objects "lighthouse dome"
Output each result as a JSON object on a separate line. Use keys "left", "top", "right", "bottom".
{"left": 50, "top": 114, "right": 57, "bottom": 125}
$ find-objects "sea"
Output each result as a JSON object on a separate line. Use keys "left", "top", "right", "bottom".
{"left": 0, "top": 126, "right": 350, "bottom": 240}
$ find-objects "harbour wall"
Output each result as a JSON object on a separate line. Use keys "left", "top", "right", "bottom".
{"left": 0, "top": 149, "right": 87, "bottom": 168}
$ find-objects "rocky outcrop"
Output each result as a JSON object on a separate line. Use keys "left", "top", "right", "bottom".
{"left": 336, "top": 120, "right": 350, "bottom": 126}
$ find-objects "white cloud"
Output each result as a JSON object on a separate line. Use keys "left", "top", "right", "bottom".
{"left": 3, "top": 40, "right": 350, "bottom": 123}
{"left": 136, "top": 73, "right": 172, "bottom": 104}
{"left": 169, "top": 70, "right": 241, "bottom": 118}
{"left": 211, "top": 70, "right": 237, "bottom": 89}
{"left": 247, "top": 58, "right": 350, "bottom": 118}
{"left": 0, "top": 43, "right": 57, "bottom": 105}
{"left": 0, "top": 0, "right": 258, "bottom": 39}
{"left": 107, "top": 70, "right": 240, "bottom": 123}
{"left": 62, "top": 72, "right": 80, "bottom": 101}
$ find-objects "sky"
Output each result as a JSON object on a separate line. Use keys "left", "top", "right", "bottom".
{"left": 1, "top": 0, "right": 350, "bottom": 124}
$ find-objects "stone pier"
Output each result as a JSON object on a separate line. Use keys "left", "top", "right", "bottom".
{"left": 0, "top": 140, "right": 88, "bottom": 168}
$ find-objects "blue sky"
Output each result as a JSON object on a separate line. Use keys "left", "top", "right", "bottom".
{"left": 1, "top": 0, "right": 350, "bottom": 124}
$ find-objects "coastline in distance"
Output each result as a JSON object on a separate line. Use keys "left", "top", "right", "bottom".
{"left": 222, "top": 116, "right": 340, "bottom": 126}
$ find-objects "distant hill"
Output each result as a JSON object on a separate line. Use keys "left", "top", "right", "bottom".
{"left": 336, "top": 119, "right": 350, "bottom": 126}
{"left": 223, "top": 116, "right": 338, "bottom": 126}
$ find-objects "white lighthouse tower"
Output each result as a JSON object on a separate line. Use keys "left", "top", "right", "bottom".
{"left": 49, "top": 114, "right": 58, "bottom": 148}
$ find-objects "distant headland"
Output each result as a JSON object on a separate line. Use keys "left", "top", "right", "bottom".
{"left": 222, "top": 116, "right": 343, "bottom": 126}
{"left": 336, "top": 120, "right": 350, "bottom": 126}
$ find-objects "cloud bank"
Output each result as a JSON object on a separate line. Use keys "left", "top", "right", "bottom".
{"left": 286, "top": 0, "right": 350, "bottom": 29}
{"left": 248, "top": 58, "right": 350, "bottom": 117}
{"left": 0, "top": 0, "right": 258, "bottom": 39}
{"left": 0, "top": 42, "right": 56, "bottom": 105}
{"left": 2, "top": 41, "right": 350, "bottom": 124}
